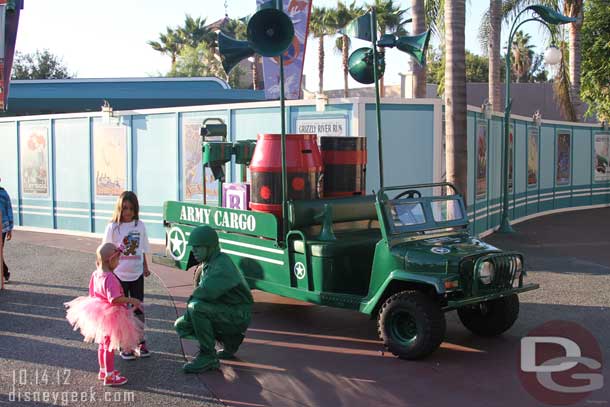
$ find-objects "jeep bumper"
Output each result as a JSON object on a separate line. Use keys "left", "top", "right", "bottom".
{"left": 443, "top": 283, "right": 539, "bottom": 311}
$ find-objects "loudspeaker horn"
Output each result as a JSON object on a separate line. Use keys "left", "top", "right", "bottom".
{"left": 377, "top": 30, "right": 431, "bottom": 66}
{"left": 218, "top": 7, "right": 294, "bottom": 74}
{"left": 218, "top": 32, "right": 255, "bottom": 74}
{"left": 347, "top": 47, "right": 385, "bottom": 85}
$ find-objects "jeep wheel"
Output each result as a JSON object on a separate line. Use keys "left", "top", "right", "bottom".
{"left": 377, "top": 291, "right": 446, "bottom": 360}
{"left": 457, "top": 294, "right": 519, "bottom": 336}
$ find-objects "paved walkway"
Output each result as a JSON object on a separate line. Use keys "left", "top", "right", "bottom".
{"left": 1, "top": 208, "right": 609, "bottom": 406}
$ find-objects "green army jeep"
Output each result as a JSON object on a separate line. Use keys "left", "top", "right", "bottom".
{"left": 159, "top": 182, "right": 538, "bottom": 359}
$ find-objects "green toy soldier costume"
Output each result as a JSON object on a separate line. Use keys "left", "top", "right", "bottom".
{"left": 174, "top": 226, "right": 253, "bottom": 373}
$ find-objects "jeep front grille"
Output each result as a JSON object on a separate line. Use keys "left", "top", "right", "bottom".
{"left": 459, "top": 253, "right": 524, "bottom": 295}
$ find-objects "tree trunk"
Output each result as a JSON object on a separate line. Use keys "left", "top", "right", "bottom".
{"left": 412, "top": 0, "right": 426, "bottom": 98}
{"left": 569, "top": 6, "right": 583, "bottom": 121}
{"left": 318, "top": 35, "right": 325, "bottom": 94}
{"left": 342, "top": 35, "right": 349, "bottom": 98}
{"left": 488, "top": 0, "right": 501, "bottom": 112}
{"left": 252, "top": 56, "right": 259, "bottom": 90}
{"left": 444, "top": 0, "right": 468, "bottom": 204}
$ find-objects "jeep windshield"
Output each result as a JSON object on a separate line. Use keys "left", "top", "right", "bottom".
{"left": 383, "top": 196, "right": 468, "bottom": 238}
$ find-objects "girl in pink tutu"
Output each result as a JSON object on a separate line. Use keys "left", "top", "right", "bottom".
{"left": 65, "top": 242, "right": 144, "bottom": 386}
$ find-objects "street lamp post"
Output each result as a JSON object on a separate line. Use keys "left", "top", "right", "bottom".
{"left": 498, "top": 5, "right": 575, "bottom": 233}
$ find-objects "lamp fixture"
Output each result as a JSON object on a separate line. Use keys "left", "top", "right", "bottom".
{"left": 481, "top": 99, "right": 492, "bottom": 120}
{"left": 532, "top": 110, "right": 543, "bottom": 127}
{"left": 315, "top": 92, "right": 328, "bottom": 113}
{"left": 101, "top": 100, "right": 119, "bottom": 126}
{"left": 543, "top": 45, "right": 562, "bottom": 66}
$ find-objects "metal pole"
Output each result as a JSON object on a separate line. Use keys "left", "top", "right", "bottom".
{"left": 280, "top": 55, "right": 288, "bottom": 241}
{"left": 498, "top": 16, "right": 551, "bottom": 233}
{"left": 371, "top": 7, "right": 384, "bottom": 189}
{"left": 498, "top": 24, "right": 515, "bottom": 233}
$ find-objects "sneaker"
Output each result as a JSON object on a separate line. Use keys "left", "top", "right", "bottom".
{"left": 104, "top": 372, "right": 128, "bottom": 387}
{"left": 98, "top": 370, "right": 121, "bottom": 380}
{"left": 120, "top": 351, "right": 137, "bottom": 361}
{"left": 137, "top": 343, "right": 151, "bottom": 358}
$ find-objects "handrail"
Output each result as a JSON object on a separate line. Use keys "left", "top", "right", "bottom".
{"left": 379, "top": 182, "right": 461, "bottom": 196}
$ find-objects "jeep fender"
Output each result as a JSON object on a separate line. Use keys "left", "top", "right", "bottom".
{"left": 360, "top": 270, "right": 444, "bottom": 315}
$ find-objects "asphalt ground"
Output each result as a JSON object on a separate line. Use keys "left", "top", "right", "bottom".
{"left": 0, "top": 207, "right": 609, "bottom": 406}
{"left": 0, "top": 242, "right": 224, "bottom": 407}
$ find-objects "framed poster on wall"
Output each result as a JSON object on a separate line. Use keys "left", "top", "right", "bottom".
{"left": 593, "top": 133, "right": 610, "bottom": 182}
{"left": 93, "top": 125, "right": 127, "bottom": 198}
{"left": 20, "top": 126, "right": 49, "bottom": 196}
{"left": 527, "top": 128, "right": 539, "bottom": 187}
{"left": 556, "top": 131, "right": 571, "bottom": 185}
{"left": 476, "top": 121, "right": 488, "bottom": 200}
{"left": 182, "top": 122, "right": 218, "bottom": 203}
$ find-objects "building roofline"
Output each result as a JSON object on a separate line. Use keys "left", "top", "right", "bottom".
{"left": 11, "top": 77, "right": 230, "bottom": 89}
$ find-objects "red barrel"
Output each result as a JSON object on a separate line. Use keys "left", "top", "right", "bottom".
{"left": 320, "top": 136, "right": 366, "bottom": 197}
{"left": 250, "top": 134, "right": 323, "bottom": 217}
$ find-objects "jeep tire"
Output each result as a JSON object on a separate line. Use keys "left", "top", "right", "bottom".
{"left": 377, "top": 290, "right": 446, "bottom": 360}
{"left": 457, "top": 294, "right": 519, "bottom": 336}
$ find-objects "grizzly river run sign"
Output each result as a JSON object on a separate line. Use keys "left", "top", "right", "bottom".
{"left": 164, "top": 201, "right": 279, "bottom": 238}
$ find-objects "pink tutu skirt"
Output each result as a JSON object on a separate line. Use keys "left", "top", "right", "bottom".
{"left": 65, "top": 296, "right": 144, "bottom": 352}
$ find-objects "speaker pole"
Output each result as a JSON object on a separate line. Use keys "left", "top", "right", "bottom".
{"left": 370, "top": 7, "right": 384, "bottom": 189}
{"left": 276, "top": 0, "right": 289, "bottom": 242}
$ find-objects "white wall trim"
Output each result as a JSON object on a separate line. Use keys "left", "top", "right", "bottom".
{"left": 14, "top": 225, "right": 165, "bottom": 245}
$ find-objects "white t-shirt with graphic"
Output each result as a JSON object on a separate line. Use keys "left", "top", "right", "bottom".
{"left": 102, "top": 220, "right": 150, "bottom": 282}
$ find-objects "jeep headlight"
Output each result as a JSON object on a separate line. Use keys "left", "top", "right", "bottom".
{"left": 513, "top": 257, "right": 523, "bottom": 287}
{"left": 479, "top": 261, "right": 495, "bottom": 285}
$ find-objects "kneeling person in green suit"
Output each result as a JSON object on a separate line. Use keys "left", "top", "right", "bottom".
{"left": 175, "top": 226, "right": 253, "bottom": 373}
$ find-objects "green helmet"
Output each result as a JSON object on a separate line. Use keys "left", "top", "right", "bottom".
{"left": 188, "top": 226, "right": 219, "bottom": 248}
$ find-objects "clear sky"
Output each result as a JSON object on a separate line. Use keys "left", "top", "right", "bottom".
{"left": 15, "top": 0, "right": 547, "bottom": 90}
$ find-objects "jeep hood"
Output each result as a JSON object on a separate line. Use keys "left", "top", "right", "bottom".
{"left": 394, "top": 234, "right": 501, "bottom": 273}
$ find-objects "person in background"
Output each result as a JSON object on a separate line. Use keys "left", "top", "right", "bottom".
{"left": 102, "top": 191, "right": 151, "bottom": 360}
{"left": 0, "top": 178, "right": 14, "bottom": 283}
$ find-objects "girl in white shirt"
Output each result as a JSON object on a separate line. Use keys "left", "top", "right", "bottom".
{"left": 103, "top": 191, "right": 151, "bottom": 360}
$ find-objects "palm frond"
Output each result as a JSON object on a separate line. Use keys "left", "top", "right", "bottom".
{"left": 553, "top": 42, "right": 577, "bottom": 121}
{"left": 478, "top": 8, "right": 491, "bottom": 56}
{"left": 425, "top": 0, "right": 444, "bottom": 39}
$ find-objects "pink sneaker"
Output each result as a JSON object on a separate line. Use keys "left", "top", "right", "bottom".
{"left": 137, "top": 343, "right": 151, "bottom": 358}
{"left": 98, "top": 370, "right": 121, "bottom": 380}
{"left": 104, "top": 372, "right": 128, "bottom": 387}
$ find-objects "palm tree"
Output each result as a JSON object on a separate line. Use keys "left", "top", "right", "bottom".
{"left": 511, "top": 31, "right": 535, "bottom": 82}
{"left": 148, "top": 27, "right": 183, "bottom": 72}
{"left": 330, "top": 1, "right": 363, "bottom": 97}
{"left": 553, "top": 40, "right": 577, "bottom": 120}
{"left": 367, "top": 0, "right": 407, "bottom": 97}
{"left": 178, "top": 15, "right": 216, "bottom": 49}
{"left": 564, "top": 0, "right": 584, "bottom": 119}
{"left": 309, "top": 6, "right": 333, "bottom": 94}
{"left": 444, "top": 0, "right": 467, "bottom": 203}
{"left": 411, "top": 0, "right": 427, "bottom": 98}
{"left": 488, "top": 0, "right": 502, "bottom": 111}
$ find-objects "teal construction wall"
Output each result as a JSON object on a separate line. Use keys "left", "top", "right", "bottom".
{"left": 0, "top": 100, "right": 605, "bottom": 240}
{"left": 466, "top": 108, "right": 607, "bottom": 236}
